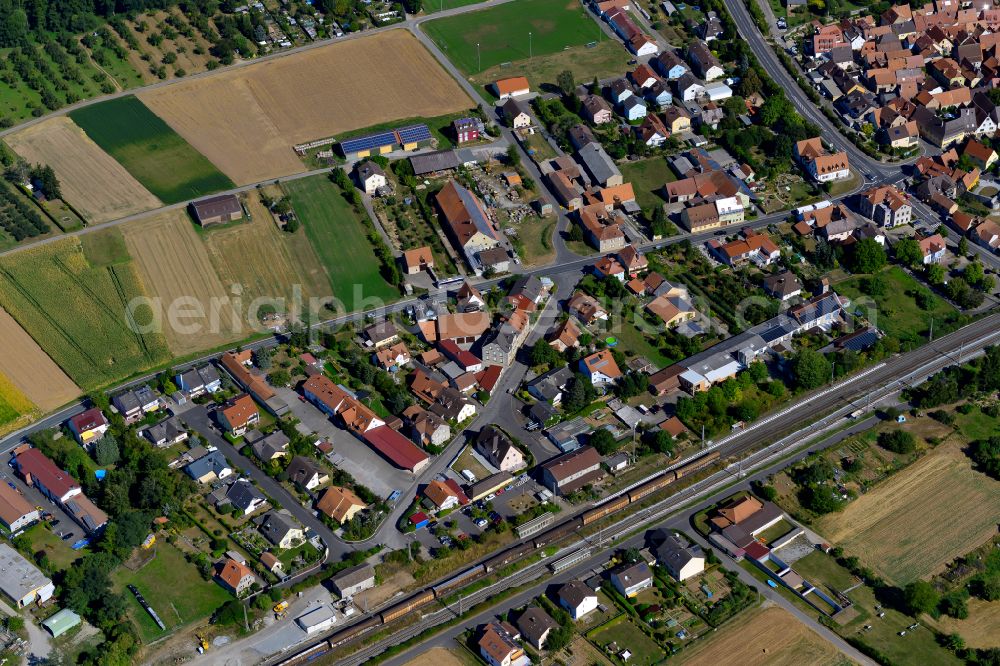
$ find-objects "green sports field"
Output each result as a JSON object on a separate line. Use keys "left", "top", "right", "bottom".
{"left": 422, "top": 0, "right": 607, "bottom": 75}
{"left": 284, "top": 175, "right": 400, "bottom": 311}
{"left": 69, "top": 96, "right": 234, "bottom": 204}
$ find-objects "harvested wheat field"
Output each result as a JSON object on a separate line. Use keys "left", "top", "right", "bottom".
{"left": 678, "top": 605, "right": 849, "bottom": 666}
{"left": 816, "top": 439, "right": 1000, "bottom": 585}
{"left": 5, "top": 117, "right": 162, "bottom": 223}
{"left": 121, "top": 209, "right": 244, "bottom": 355}
{"left": 0, "top": 307, "right": 79, "bottom": 411}
{"left": 404, "top": 647, "right": 477, "bottom": 666}
{"left": 138, "top": 29, "right": 472, "bottom": 184}
{"left": 0, "top": 308, "right": 79, "bottom": 412}
{"left": 202, "top": 190, "right": 331, "bottom": 304}
{"left": 927, "top": 597, "right": 1000, "bottom": 649}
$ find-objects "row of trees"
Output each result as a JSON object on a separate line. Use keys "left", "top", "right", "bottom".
{"left": 907, "top": 345, "right": 1000, "bottom": 408}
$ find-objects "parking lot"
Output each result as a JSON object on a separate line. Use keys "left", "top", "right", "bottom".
{"left": 0, "top": 464, "right": 85, "bottom": 546}
{"left": 410, "top": 466, "right": 548, "bottom": 553}
{"left": 276, "top": 387, "right": 414, "bottom": 501}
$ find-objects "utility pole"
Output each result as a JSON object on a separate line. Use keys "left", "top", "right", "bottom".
{"left": 929, "top": 317, "right": 934, "bottom": 343}
{"left": 477, "top": 42, "right": 481, "bottom": 72}
{"left": 529, "top": 31, "right": 533, "bottom": 59}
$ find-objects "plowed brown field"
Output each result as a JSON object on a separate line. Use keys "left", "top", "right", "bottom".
{"left": 138, "top": 30, "right": 472, "bottom": 185}
{"left": 5, "top": 117, "right": 162, "bottom": 223}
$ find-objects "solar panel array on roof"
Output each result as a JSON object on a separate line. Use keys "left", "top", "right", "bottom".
{"left": 840, "top": 329, "right": 879, "bottom": 352}
{"left": 397, "top": 124, "right": 432, "bottom": 143}
{"left": 340, "top": 131, "right": 396, "bottom": 155}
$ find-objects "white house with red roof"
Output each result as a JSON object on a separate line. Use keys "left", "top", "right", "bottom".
{"left": 579, "top": 350, "right": 622, "bottom": 386}
{"left": 68, "top": 408, "right": 109, "bottom": 448}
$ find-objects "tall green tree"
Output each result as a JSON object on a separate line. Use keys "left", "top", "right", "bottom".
{"left": 850, "top": 237, "right": 886, "bottom": 274}
{"left": 556, "top": 69, "right": 575, "bottom": 97}
{"left": 791, "top": 349, "right": 831, "bottom": 390}
{"left": 894, "top": 237, "right": 923, "bottom": 267}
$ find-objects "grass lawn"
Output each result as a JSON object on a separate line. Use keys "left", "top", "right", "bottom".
{"left": 829, "top": 170, "right": 861, "bottom": 197}
{"left": 953, "top": 404, "right": 1000, "bottom": 441}
{"left": 844, "top": 582, "right": 964, "bottom": 666}
{"left": 792, "top": 550, "right": 857, "bottom": 592}
{"left": 834, "top": 266, "right": 959, "bottom": 347}
{"left": 284, "top": 175, "right": 399, "bottom": 311}
{"left": 611, "top": 316, "right": 676, "bottom": 369}
{"left": 589, "top": 615, "right": 665, "bottom": 666}
{"left": 69, "top": 96, "right": 234, "bottom": 203}
{"left": 424, "top": 0, "right": 488, "bottom": 12}
{"left": 423, "top": 0, "right": 609, "bottom": 76}
{"left": 113, "top": 541, "right": 231, "bottom": 643}
{"left": 754, "top": 518, "right": 793, "bottom": 546}
{"left": 516, "top": 218, "right": 556, "bottom": 266}
{"left": 620, "top": 157, "right": 677, "bottom": 212}
{"left": 24, "top": 523, "right": 85, "bottom": 570}
{"left": 474, "top": 39, "right": 630, "bottom": 100}
{"left": 452, "top": 445, "right": 492, "bottom": 481}
{"left": 277, "top": 541, "right": 321, "bottom": 570}
{"left": 521, "top": 131, "right": 558, "bottom": 162}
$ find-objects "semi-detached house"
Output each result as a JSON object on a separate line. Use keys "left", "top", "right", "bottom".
{"left": 687, "top": 40, "right": 724, "bottom": 80}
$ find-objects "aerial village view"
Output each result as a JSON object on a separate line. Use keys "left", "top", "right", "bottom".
{"left": 0, "top": 0, "right": 998, "bottom": 664}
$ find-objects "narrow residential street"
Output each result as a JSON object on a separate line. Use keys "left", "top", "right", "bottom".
{"left": 181, "top": 406, "right": 350, "bottom": 563}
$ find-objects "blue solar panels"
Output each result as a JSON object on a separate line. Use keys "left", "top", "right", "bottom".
{"left": 338, "top": 123, "right": 431, "bottom": 155}
{"left": 840, "top": 329, "right": 879, "bottom": 352}
{"left": 340, "top": 131, "right": 396, "bottom": 155}
{"left": 397, "top": 124, "right": 432, "bottom": 144}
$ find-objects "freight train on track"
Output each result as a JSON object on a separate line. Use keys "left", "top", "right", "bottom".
{"left": 276, "top": 450, "right": 721, "bottom": 666}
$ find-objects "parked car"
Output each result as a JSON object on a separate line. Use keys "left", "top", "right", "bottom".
{"left": 475, "top": 518, "right": 488, "bottom": 529}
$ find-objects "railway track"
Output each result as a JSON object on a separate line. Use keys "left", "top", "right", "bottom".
{"left": 272, "top": 311, "right": 1000, "bottom": 666}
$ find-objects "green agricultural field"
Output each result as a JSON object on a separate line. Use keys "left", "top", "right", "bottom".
{"left": 81, "top": 228, "right": 131, "bottom": 267}
{"left": 423, "top": 0, "right": 607, "bottom": 75}
{"left": 69, "top": 96, "right": 234, "bottom": 203}
{"left": 284, "top": 175, "right": 400, "bottom": 311}
{"left": 113, "top": 541, "right": 231, "bottom": 643}
{"left": 0, "top": 238, "right": 170, "bottom": 390}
